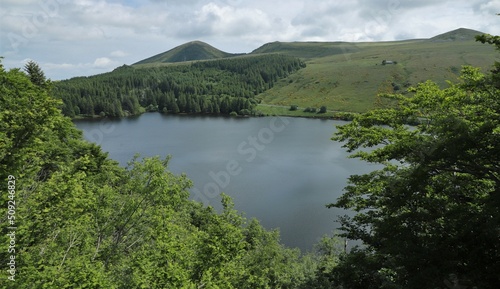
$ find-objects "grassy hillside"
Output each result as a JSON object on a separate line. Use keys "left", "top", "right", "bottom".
{"left": 251, "top": 41, "right": 361, "bottom": 59}
{"left": 134, "top": 41, "right": 241, "bottom": 64}
{"left": 58, "top": 28, "right": 497, "bottom": 116}
{"left": 255, "top": 28, "right": 497, "bottom": 113}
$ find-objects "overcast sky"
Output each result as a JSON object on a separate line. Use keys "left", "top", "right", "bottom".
{"left": 1, "top": 0, "right": 499, "bottom": 80}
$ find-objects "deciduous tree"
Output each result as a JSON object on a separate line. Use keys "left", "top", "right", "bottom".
{"left": 329, "top": 39, "right": 500, "bottom": 288}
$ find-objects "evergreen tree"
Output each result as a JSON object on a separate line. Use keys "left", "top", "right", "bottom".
{"left": 52, "top": 54, "right": 305, "bottom": 117}
{"left": 23, "top": 60, "right": 48, "bottom": 88}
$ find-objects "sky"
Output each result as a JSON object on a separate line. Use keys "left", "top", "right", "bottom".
{"left": 1, "top": 0, "right": 499, "bottom": 80}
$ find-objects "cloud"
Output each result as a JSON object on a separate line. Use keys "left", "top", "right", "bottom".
{"left": 474, "top": 0, "right": 500, "bottom": 14}
{"left": 93, "top": 57, "right": 116, "bottom": 68}
{"left": 179, "top": 3, "right": 274, "bottom": 38}
{"left": 1, "top": 0, "right": 499, "bottom": 80}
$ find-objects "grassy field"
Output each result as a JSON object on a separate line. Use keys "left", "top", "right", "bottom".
{"left": 256, "top": 36, "right": 497, "bottom": 113}
{"left": 255, "top": 104, "right": 358, "bottom": 120}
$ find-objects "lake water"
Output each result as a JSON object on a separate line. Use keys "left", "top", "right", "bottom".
{"left": 74, "top": 113, "right": 375, "bottom": 251}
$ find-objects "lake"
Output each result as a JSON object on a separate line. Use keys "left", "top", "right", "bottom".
{"left": 74, "top": 113, "right": 376, "bottom": 251}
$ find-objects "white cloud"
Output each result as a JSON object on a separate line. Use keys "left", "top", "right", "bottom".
{"left": 476, "top": 0, "right": 500, "bottom": 15}
{"left": 93, "top": 57, "right": 116, "bottom": 68}
{"left": 1, "top": 0, "right": 498, "bottom": 80}
{"left": 180, "top": 3, "right": 274, "bottom": 38}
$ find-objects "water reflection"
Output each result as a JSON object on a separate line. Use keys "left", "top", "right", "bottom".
{"left": 75, "top": 113, "right": 375, "bottom": 251}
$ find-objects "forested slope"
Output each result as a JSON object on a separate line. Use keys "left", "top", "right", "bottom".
{"left": 53, "top": 54, "right": 305, "bottom": 118}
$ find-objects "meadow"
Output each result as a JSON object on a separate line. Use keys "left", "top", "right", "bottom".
{"left": 256, "top": 35, "right": 496, "bottom": 112}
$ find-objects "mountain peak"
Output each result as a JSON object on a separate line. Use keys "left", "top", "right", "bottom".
{"left": 430, "top": 28, "right": 484, "bottom": 42}
{"left": 134, "top": 41, "right": 240, "bottom": 65}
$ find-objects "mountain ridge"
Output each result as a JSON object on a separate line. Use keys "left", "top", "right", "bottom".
{"left": 65, "top": 27, "right": 496, "bottom": 117}
{"left": 134, "top": 28, "right": 486, "bottom": 65}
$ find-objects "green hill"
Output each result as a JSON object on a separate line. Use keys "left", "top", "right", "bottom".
{"left": 134, "top": 41, "right": 241, "bottom": 64}
{"left": 56, "top": 28, "right": 497, "bottom": 117}
{"left": 250, "top": 41, "right": 361, "bottom": 59}
{"left": 430, "top": 27, "right": 484, "bottom": 42}
{"left": 255, "top": 28, "right": 497, "bottom": 113}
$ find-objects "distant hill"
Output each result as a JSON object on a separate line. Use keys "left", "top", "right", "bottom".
{"left": 255, "top": 28, "right": 496, "bottom": 113}
{"left": 429, "top": 28, "right": 484, "bottom": 42}
{"left": 134, "top": 41, "right": 241, "bottom": 65}
{"left": 250, "top": 41, "right": 362, "bottom": 59}
{"left": 58, "top": 27, "right": 496, "bottom": 117}
{"left": 250, "top": 28, "right": 485, "bottom": 59}
{"left": 134, "top": 28, "right": 486, "bottom": 65}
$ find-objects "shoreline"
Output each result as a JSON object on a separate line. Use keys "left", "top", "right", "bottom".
{"left": 70, "top": 104, "right": 358, "bottom": 121}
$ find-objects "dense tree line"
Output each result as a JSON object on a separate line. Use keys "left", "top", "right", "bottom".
{"left": 53, "top": 55, "right": 305, "bottom": 117}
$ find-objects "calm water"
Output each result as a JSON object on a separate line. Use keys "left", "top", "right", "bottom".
{"left": 74, "top": 113, "right": 375, "bottom": 251}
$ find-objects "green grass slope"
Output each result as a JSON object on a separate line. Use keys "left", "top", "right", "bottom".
{"left": 255, "top": 28, "right": 497, "bottom": 113}
{"left": 134, "top": 41, "right": 241, "bottom": 64}
{"left": 251, "top": 41, "right": 361, "bottom": 59}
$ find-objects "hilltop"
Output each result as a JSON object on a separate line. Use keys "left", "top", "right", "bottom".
{"left": 134, "top": 40, "right": 242, "bottom": 65}
{"left": 430, "top": 27, "right": 484, "bottom": 42}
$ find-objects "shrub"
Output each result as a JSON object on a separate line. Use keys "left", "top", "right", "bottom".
{"left": 239, "top": 109, "right": 251, "bottom": 116}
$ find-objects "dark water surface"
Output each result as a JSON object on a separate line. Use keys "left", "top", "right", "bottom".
{"left": 74, "top": 113, "right": 375, "bottom": 251}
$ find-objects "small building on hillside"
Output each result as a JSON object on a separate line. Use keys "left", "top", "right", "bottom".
{"left": 382, "top": 60, "right": 397, "bottom": 65}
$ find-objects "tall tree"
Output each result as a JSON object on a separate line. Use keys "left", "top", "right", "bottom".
{"left": 329, "top": 38, "right": 500, "bottom": 288}
{"left": 23, "top": 60, "right": 48, "bottom": 88}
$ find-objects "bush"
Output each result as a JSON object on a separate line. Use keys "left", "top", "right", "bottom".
{"left": 239, "top": 109, "right": 251, "bottom": 116}
{"left": 319, "top": 106, "right": 327, "bottom": 113}
{"left": 146, "top": 104, "right": 158, "bottom": 112}
{"left": 290, "top": 105, "right": 298, "bottom": 111}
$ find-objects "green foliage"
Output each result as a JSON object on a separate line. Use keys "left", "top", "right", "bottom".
{"left": 476, "top": 33, "right": 500, "bottom": 50}
{"left": 301, "top": 234, "right": 344, "bottom": 289}
{"left": 0, "top": 59, "right": 321, "bottom": 288}
{"left": 304, "top": 107, "right": 316, "bottom": 113}
{"left": 0, "top": 63, "right": 68, "bottom": 183}
{"left": 53, "top": 54, "right": 304, "bottom": 117}
{"left": 330, "top": 59, "right": 500, "bottom": 287}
